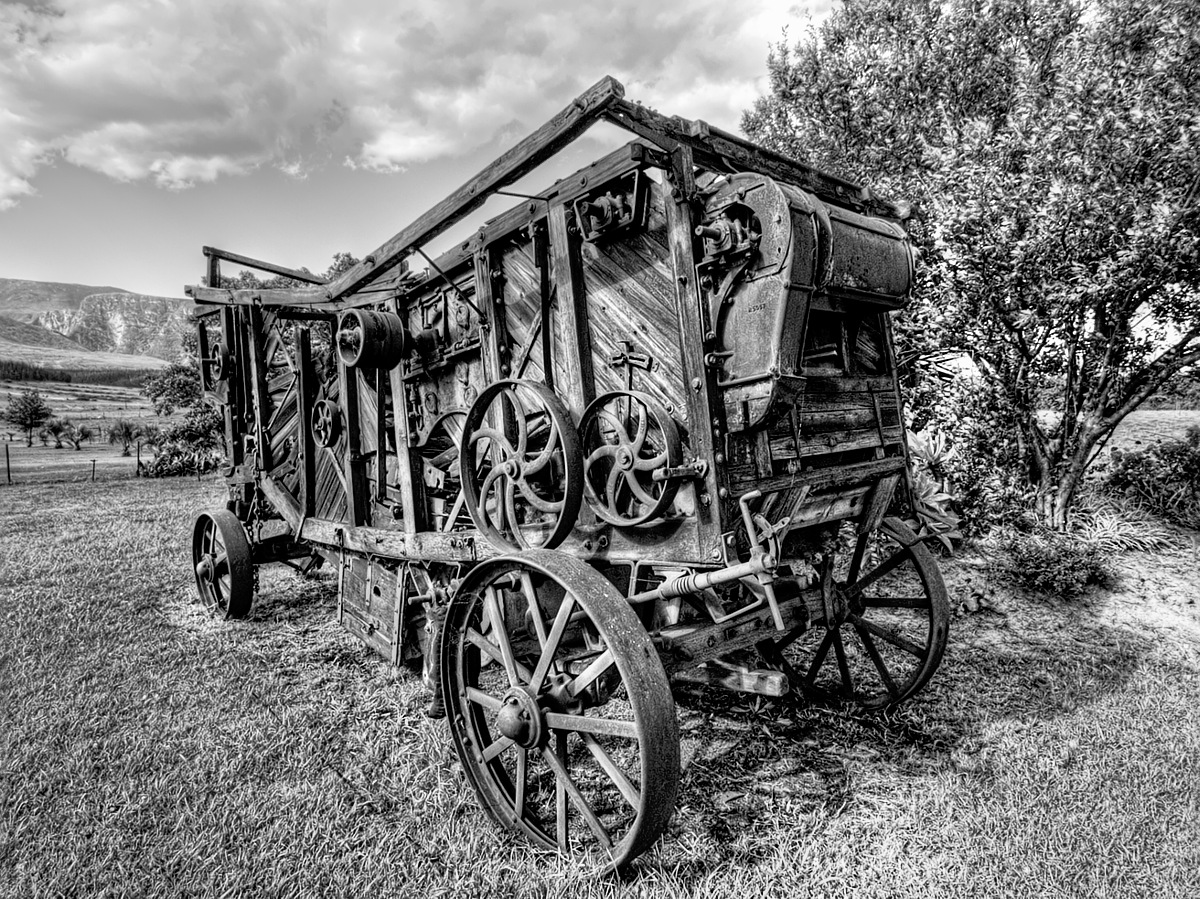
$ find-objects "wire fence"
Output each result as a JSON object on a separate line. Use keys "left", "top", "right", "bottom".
{"left": 1, "top": 440, "right": 192, "bottom": 486}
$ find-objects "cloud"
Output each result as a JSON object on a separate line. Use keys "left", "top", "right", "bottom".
{"left": 0, "top": 0, "right": 809, "bottom": 208}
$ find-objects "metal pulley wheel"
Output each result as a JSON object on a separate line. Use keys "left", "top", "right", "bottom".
{"left": 440, "top": 551, "right": 680, "bottom": 872}
{"left": 460, "top": 379, "right": 583, "bottom": 551}
{"left": 311, "top": 399, "right": 342, "bottom": 448}
{"left": 202, "top": 340, "right": 232, "bottom": 382}
{"left": 579, "top": 391, "right": 682, "bottom": 526}
{"left": 192, "top": 509, "right": 253, "bottom": 619}
{"left": 757, "top": 517, "right": 950, "bottom": 710}
{"left": 336, "top": 309, "right": 408, "bottom": 369}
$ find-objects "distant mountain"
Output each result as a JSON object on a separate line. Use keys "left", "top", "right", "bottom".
{"left": 0, "top": 277, "right": 188, "bottom": 369}
{"left": 0, "top": 277, "right": 129, "bottom": 317}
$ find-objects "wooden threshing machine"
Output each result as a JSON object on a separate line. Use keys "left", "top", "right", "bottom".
{"left": 186, "top": 77, "right": 949, "bottom": 871}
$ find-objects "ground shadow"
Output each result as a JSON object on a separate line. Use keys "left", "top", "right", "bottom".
{"left": 651, "top": 595, "right": 1167, "bottom": 877}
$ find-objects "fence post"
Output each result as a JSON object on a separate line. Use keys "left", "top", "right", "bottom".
{"left": 5, "top": 442, "right": 9, "bottom": 485}
{"left": 136, "top": 440, "right": 141, "bottom": 477}
{"left": 91, "top": 459, "right": 96, "bottom": 481}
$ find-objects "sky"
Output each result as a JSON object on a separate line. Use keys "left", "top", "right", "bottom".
{"left": 0, "top": 0, "right": 830, "bottom": 298}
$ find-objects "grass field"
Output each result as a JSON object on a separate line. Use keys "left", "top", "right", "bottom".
{"left": 2, "top": 477, "right": 1199, "bottom": 897}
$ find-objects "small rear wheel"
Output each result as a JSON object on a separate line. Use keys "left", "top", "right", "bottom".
{"left": 441, "top": 550, "right": 679, "bottom": 872}
{"left": 759, "top": 517, "right": 949, "bottom": 710}
{"left": 192, "top": 510, "right": 253, "bottom": 620}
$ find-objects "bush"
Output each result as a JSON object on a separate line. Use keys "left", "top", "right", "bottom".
{"left": 996, "top": 530, "right": 1112, "bottom": 598}
{"left": 906, "top": 371, "right": 1031, "bottom": 534}
{"left": 1103, "top": 426, "right": 1200, "bottom": 529}
{"left": 145, "top": 406, "right": 224, "bottom": 477}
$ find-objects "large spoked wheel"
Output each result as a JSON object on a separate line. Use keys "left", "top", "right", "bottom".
{"left": 192, "top": 509, "right": 253, "bottom": 620}
{"left": 460, "top": 379, "right": 583, "bottom": 551}
{"left": 441, "top": 551, "right": 680, "bottom": 872}
{"left": 760, "top": 517, "right": 949, "bottom": 711}
{"left": 579, "top": 391, "right": 682, "bottom": 526}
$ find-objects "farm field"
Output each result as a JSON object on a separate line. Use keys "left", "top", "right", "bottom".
{"left": 1, "top": 379, "right": 175, "bottom": 483}
{"left": 1, "top": 477, "right": 1199, "bottom": 897}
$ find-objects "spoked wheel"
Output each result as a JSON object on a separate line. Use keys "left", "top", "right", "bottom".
{"left": 191, "top": 509, "right": 253, "bottom": 620}
{"left": 460, "top": 379, "right": 583, "bottom": 551}
{"left": 579, "top": 391, "right": 682, "bottom": 526}
{"left": 441, "top": 551, "right": 680, "bottom": 872}
{"left": 759, "top": 517, "right": 949, "bottom": 710}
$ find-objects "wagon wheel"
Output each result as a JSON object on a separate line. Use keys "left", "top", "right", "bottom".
{"left": 441, "top": 551, "right": 680, "bottom": 873}
{"left": 579, "top": 391, "right": 682, "bottom": 526}
{"left": 311, "top": 398, "right": 342, "bottom": 449}
{"left": 759, "top": 517, "right": 949, "bottom": 710}
{"left": 192, "top": 509, "right": 253, "bottom": 620}
{"left": 460, "top": 379, "right": 583, "bottom": 551}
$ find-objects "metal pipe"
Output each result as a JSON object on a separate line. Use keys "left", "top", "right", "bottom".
{"left": 627, "top": 554, "right": 774, "bottom": 604}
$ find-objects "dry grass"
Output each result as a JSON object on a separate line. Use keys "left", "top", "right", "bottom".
{"left": 2, "top": 478, "right": 1199, "bottom": 898}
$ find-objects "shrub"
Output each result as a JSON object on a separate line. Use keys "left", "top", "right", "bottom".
{"left": 1103, "top": 426, "right": 1200, "bottom": 530}
{"left": 906, "top": 372, "right": 1031, "bottom": 534}
{"left": 995, "top": 530, "right": 1112, "bottom": 598}
{"left": 145, "top": 406, "right": 224, "bottom": 477}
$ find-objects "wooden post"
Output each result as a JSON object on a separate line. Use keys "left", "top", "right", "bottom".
{"left": 5, "top": 443, "right": 9, "bottom": 484}
{"left": 136, "top": 440, "right": 141, "bottom": 477}
{"left": 91, "top": 459, "right": 96, "bottom": 481}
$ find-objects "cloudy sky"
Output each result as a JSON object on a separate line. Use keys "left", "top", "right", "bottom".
{"left": 0, "top": 1, "right": 828, "bottom": 298}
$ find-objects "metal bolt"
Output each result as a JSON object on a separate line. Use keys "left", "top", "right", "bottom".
{"left": 714, "top": 453, "right": 725, "bottom": 464}
{"left": 692, "top": 378, "right": 702, "bottom": 391}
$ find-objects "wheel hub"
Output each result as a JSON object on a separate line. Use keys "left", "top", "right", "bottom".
{"left": 195, "top": 554, "right": 215, "bottom": 585}
{"left": 501, "top": 458, "right": 523, "bottom": 480}
{"left": 494, "top": 688, "right": 543, "bottom": 748}
{"left": 615, "top": 446, "right": 635, "bottom": 471}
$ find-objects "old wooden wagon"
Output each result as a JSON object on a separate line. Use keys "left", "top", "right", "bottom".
{"left": 186, "top": 76, "right": 949, "bottom": 872}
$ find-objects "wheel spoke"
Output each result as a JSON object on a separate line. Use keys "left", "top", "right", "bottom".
{"left": 466, "top": 627, "right": 534, "bottom": 682}
{"left": 517, "top": 478, "right": 564, "bottom": 514}
{"left": 470, "top": 426, "right": 518, "bottom": 461}
{"left": 831, "top": 628, "right": 854, "bottom": 697}
{"left": 630, "top": 408, "right": 649, "bottom": 453}
{"left": 514, "top": 747, "right": 528, "bottom": 819}
{"left": 632, "top": 449, "right": 668, "bottom": 472}
{"left": 482, "top": 735, "right": 514, "bottom": 762}
{"left": 521, "top": 572, "right": 548, "bottom": 649}
{"left": 586, "top": 444, "right": 619, "bottom": 466}
{"left": 850, "top": 614, "right": 926, "bottom": 657}
{"left": 581, "top": 734, "right": 640, "bottom": 810}
{"left": 567, "top": 648, "right": 615, "bottom": 698}
{"left": 544, "top": 711, "right": 638, "bottom": 740}
{"left": 484, "top": 587, "right": 520, "bottom": 686}
{"left": 852, "top": 621, "right": 900, "bottom": 700}
{"left": 597, "top": 408, "right": 634, "bottom": 448}
{"left": 847, "top": 533, "right": 869, "bottom": 585}
{"left": 524, "top": 420, "right": 560, "bottom": 475}
{"left": 465, "top": 686, "right": 502, "bottom": 712}
{"left": 860, "top": 594, "right": 931, "bottom": 610}
{"left": 844, "top": 548, "right": 910, "bottom": 600}
{"left": 805, "top": 627, "right": 836, "bottom": 684}
{"left": 554, "top": 733, "right": 569, "bottom": 851}
{"left": 542, "top": 742, "right": 613, "bottom": 850}
{"left": 529, "top": 597, "right": 576, "bottom": 692}
{"left": 622, "top": 471, "right": 659, "bottom": 507}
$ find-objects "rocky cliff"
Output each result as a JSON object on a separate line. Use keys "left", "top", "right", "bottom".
{"left": 35, "top": 293, "right": 190, "bottom": 361}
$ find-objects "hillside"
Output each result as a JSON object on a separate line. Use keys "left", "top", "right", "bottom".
{"left": 0, "top": 277, "right": 128, "bottom": 317}
{"left": 0, "top": 314, "right": 89, "bottom": 351}
{"left": 0, "top": 276, "right": 188, "bottom": 368}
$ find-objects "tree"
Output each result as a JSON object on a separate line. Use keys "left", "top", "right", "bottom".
{"left": 3, "top": 389, "right": 53, "bottom": 446}
{"left": 744, "top": 0, "right": 1200, "bottom": 528}
{"left": 108, "top": 419, "right": 139, "bottom": 456}
{"left": 143, "top": 361, "right": 202, "bottom": 416}
{"left": 42, "top": 417, "right": 67, "bottom": 449}
{"left": 64, "top": 421, "right": 93, "bottom": 450}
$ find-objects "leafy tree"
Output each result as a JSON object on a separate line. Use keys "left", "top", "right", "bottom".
{"left": 64, "top": 421, "right": 93, "bottom": 450}
{"left": 42, "top": 417, "right": 67, "bottom": 449}
{"left": 143, "top": 361, "right": 202, "bottom": 416}
{"left": 108, "top": 419, "right": 139, "bottom": 457}
{"left": 3, "top": 388, "right": 53, "bottom": 446}
{"left": 745, "top": 0, "right": 1200, "bottom": 528}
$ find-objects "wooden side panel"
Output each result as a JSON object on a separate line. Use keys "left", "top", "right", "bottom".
{"left": 339, "top": 557, "right": 399, "bottom": 660}
{"left": 580, "top": 180, "right": 686, "bottom": 417}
